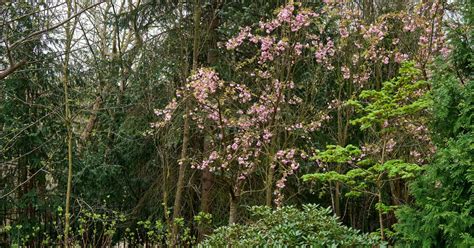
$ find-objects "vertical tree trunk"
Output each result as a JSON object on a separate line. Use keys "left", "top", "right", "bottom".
{"left": 79, "top": 94, "right": 102, "bottom": 143}
{"left": 334, "top": 180, "right": 341, "bottom": 216}
{"left": 228, "top": 197, "right": 238, "bottom": 224}
{"left": 198, "top": 2, "right": 220, "bottom": 239}
{"left": 171, "top": 113, "right": 190, "bottom": 242}
{"left": 228, "top": 190, "right": 239, "bottom": 224}
{"left": 377, "top": 186, "right": 385, "bottom": 241}
{"left": 63, "top": 0, "right": 75, "bottom": 246}
{"left": 161, "top": 151, "right": 171, "bottom": 227}
{"left": 228, "top": 181, "right": 242, "bottom": 224}
{"left": 200, "top": 166, "right": 212, "bottom": 213}
{"left": 265, "top": 165, "right": 275, "bottom": 207}
{"left": 199, "top": 137, "right": 213, "bottom": 239}
{"left": 171, "top": 0, "right": 201, "bottom": 245}
{"left": 334, "top": 83, "right": 345, "bottom": 217}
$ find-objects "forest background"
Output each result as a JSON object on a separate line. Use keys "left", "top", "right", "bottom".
{"left": 0, "top": 0, "right": 472, "bottom": 247}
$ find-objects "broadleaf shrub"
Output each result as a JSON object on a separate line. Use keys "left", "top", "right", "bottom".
{"left": 199, "top": 204, "right": 379, "bottom": 247}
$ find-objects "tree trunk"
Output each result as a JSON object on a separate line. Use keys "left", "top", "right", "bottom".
{"left": 80, "top": 94, "right": 102, "bottom": 143}
{"left": 228, "top": 193, "right": 239, "bottom": 224}
{"left": 161, "top": 151, "right": 171, "bottom": 227}
{"left": 198, "top": 136, "right": 213, "bottom": 240}
{"left": 198, "top": 2, "right": 220, "bottom": 239}
{"left": 335, "top": 91, "right": 345, "bottom": 217}
{"left": 377, "top": 188, "right": 385, "bottom": 241}
{"left": 334, "top": 181, "right": 341, "bottom": 216}
{"left": 171, "top": 110, "right": 190, "bottom": 244}
{"left": 171, "top": 0, "right": 201, "bottom": 245}
{"left": 63, "top": 0, "right": 75, "bottom": 246}
{"left": 265, "top": 165, "right": 275, "bottom": 207}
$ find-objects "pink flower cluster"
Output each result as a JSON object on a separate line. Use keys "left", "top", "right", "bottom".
{"left": 258, "top": 4, "right": 316, "bottom": 34}
{"left": 339, "top": 26, "right": 349, "bottom": 38}
{"left": 291, "top": 10, "right": 316, "bottom": 32}
{"left": 363, "top": 24, "right": 386, "bottom": 41}
{"left": 313, "top": 38, "right": 335, "bottom": 69}
{"left": 385, "top": 138, "right": 397, "bottom": 153}
{"left": 187, "top": 68, "right": 221, "bottom": 103}
{"left": 247, "top": 102, "right": 275, "bottom": 124}
{"left": 228, "top": 83, "right": 252, "bottom": 103}
{"left": 226, "top": 3, "right": 317, "bottom": 64}
{"left": 226, "top": 26, "right": 252, "bottom": 50}
{"left": 294, "top": 42, "right": 304, "bottom": 55}
{"left": 259, "top": 36, "right": 275, "bottom": 63}
{"left": 403, "top": 18, "right": 417, "bottom": 32}
{"left": 151, "top": 98, "right": 178, "bottom": 128}
{"left": 193, "top": 151, "right": 220, "bottom": 170}
{"left": 341, "top": 66, "right": 350, "bottom": 79}
{"left": 272, "top": 149, "right": 302, "bottom": 207}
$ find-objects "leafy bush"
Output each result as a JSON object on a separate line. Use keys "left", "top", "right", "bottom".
{"left": 394, "top": 64, "right": 474, "bottom": 247}
{"left": 199, "top": 204, "right": 379, "bottom": 247}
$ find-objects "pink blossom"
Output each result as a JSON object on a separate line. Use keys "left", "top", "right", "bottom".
{"left": 231, "top": 142, "right": 238, "bottom": 150}
{"left": 152, "top": 98, "right": 178, "bottom": 127}
{"left": 352, "top": 54, "right": 359, "bottom": 65}
{"left": 386, "top": 138, "right": 397, "bottom": 153}
{"left": 209, "top": 151, "right": 218, "bottom": 160}
{"left": 275, "top": 40, "right": 288, "bottom": 53}
{"left": 207, "top": 110, "right": 219, "bottom": 121}
{"left": 403, "top": 19, "right": 417, "bottom": 32}
{"left": 263, "top": 129, "right": 273, "bottom": 142}
{"left": 275, "top": 177, "right": 286, "bottom": 189}
{"left": 226, "top": 26, "right": 251, "bottom": 50}
{"left": 418, "top": 35, "right": 429, "bottom": 46}
{"left": 394, "top": 52, "right": 409, "bottom": 63}
{"left": 187, "top": 68, "right": 221, "bottom": 103}
{"left": 314, "top": 39, "right": 335, "bottom": 65}
{"left": 339, "top": 27, "right": 349, "bottom": 38}
{"left": 277, "top": 4, "right": 294, "bottom": 23}
{"left": 291, "top": 10, "right": 314, "bottom": 31}
{"left": 294, "top": 42, "right": 303, "bottom": 55}
{"left": 260, "top": 19, "right": 281, "bottom": 34}
{"left": 341, "top": 66, "right": 350, "bottom": 79}
{"left": 247, "top": 102, "right": 274, "bottom": 124}
{"left": 259, "top": 36, "right": 275, "bottom": 63}
{"left": 440, "top": 47, "right": 451, "bottom": 58}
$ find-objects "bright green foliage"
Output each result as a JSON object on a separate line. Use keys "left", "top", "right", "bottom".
{"left": 314, "top": 144, "right": 361, "bottom": 163}
{"left": 348, "top": 62, "right": 431, "bottom": 130}
{"left": 303, "top": 156, "right": 421, "bottom": 199}
{"left": 199, "top": 204, "right": 379, "bottom": 247}
{"left": 372, "top": 160, "right": 422, "bottom": 179}
{"left": 303, "top": 62, "right": 429, "bottom": 240}
{"left": 394, "top": 64, "right": 474, "bottom": 247}
{"left": 304, "top": 62, "right": 429, "bottom": 197}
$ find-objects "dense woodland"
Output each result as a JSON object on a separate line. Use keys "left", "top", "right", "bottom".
{"left": 0, "top": 0, "right": 472, "bottom": 247}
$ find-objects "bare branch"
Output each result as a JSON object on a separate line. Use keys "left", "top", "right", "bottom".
{"left": 9, "top": 1, "right": 106, "bottom": 50}
{"left": 0, "top": 59, "right": 26, "bottom": 80}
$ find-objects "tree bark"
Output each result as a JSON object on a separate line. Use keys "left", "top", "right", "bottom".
{"left": 63, "top": 0, "right": 75, "bottom": 246}
{"left": 198, "top": 3, "right": 221, "bottom": 238}
{"left": 229, "top": 196, "right": 238, "bottom": 225}
{"left": 171, "top": 0, "right": 201, "bottom": 245}
{"left": 265, "top": 165, "right": 275, "bottom": 207}
{"left": 228, "top": 188, "right": 240, "bottom": 224}
{"left": 0, "top": 60, "right": 26, "bottom": 80}
{"left": 80, "top": 94, "right": 102, "bottom": 143}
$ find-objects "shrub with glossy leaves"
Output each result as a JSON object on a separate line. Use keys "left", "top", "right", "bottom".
{"left": 199, "top": 204, "right": 379, "bottom": 247}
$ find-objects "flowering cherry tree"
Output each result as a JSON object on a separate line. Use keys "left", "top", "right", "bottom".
{"left": 152, "top": 0, "right": 448, "bottom": 224}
